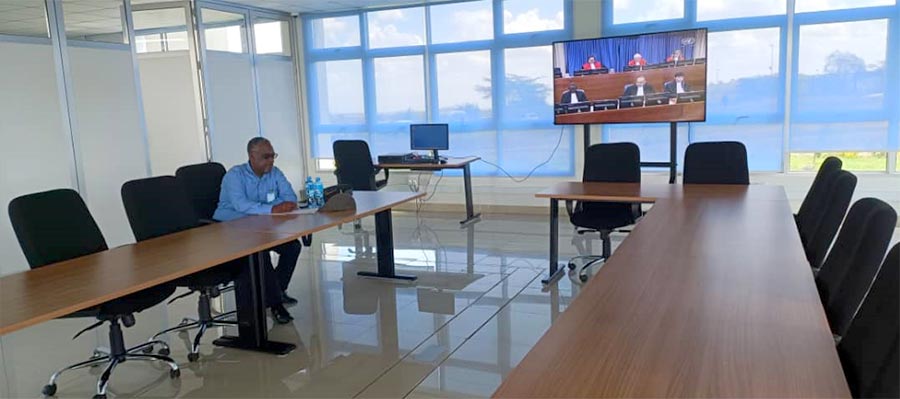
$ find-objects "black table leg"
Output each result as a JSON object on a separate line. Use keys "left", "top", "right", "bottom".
{"left": 542, "top": 199, "right": 565, "bottom": 285}
{"left": 213, "top": 251, "right": 296, "bottom": 355}
{"left": 357, "top": 209, "right": 417, "bottom": 281}
{"left": 459, "top": 163, "right": 481, "bottom": 227}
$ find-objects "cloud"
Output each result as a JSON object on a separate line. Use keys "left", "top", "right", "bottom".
{"left": 369, "top": 22, "right": 424, "bottom": 47}
{"left": 503, "top": 8, "right": 564, "bottom": 33}
{"left": 371, "top": 9, "right": 405, "bottom": 22}
{"left": 450, "top": 9, "right": 493, "bottom": 41}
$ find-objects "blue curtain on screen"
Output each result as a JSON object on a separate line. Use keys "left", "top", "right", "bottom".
{"left": 563, "top": 31, "right": 699, "bottom": 75}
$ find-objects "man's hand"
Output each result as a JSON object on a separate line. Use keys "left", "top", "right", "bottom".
{"left": 271, "top": 201, "right": 298, "bottom": 214}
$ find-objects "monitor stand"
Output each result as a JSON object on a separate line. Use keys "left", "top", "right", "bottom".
{"left": 431, "top": 150, "right": 447, "bottom": 163}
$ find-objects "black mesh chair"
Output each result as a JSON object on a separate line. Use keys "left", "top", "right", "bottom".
{"left": 837, "top": 243, "right": 899, "bottom": 399}
{"left": 333, "top": 140, "right": 389, "bottom": 191}
{"left": 815, "top": 198, "right": 897, "bottom": 338}
{"left": 8, "top": 189, "right": 179, "bottom": 399}
{"left": 174, "top": 162, "right": 227, "bottom": 223}
{"left": 565, "top": 143, "right": 641, "bottom": 282}
{"left": 803, "top": 170, "right": 857, "bottom": 270}
{"left": 682, "top": 141, "right": 749, "bottom": 184}
{"left": 121, "top": 176, "right": 243, "bottom": 362}
{"left": 795, "top": 156, "right": 842, "bottom": 226}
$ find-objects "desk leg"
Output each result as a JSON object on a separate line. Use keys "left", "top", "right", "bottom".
{"left": 459, "top": 164, "right": 481, "bottom": 227}
{"left": 358, "top": 210, "right": 418, "bottom": 281}
{"left": 542, "top": 199, "right": 565, "bottom": 285}
{"left": 213, "top": 251, "right": 296, "bottom": 355}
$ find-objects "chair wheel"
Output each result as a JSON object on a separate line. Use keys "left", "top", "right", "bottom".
{"left": 188, "top": 352, "right": 199, "bottom": 362}
{"left": 142, "top": 345, "right": 153, "bottom": 354}
{"left": 42, "top": 383, "right": 57, "bottom": 396}
{"left": 92, "top": 394, "right": 106, "bottom": 399}
{"left": 567, "top": 262, "right": 576, "bottom": 270}
{"left": 579, "top": 274, "right": 589, "bottom": 282}
{"left": 170, "top": 369, "right": 181, "bottom": 379}
{"left": 158, "top": 347, "right": 170, "bottom": 356}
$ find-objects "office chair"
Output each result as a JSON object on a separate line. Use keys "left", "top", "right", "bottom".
{"left": 837, "top": 243, "right": 898, "bottom": 398}
{"left": 814, "top": 198, "right": 896, "bottom": 338}
{"left": 8, "top": 189, "right": 179, "bottom": 399}
{"left": 175, "top": 162, "right": 312, "bottom": 246}
{"left": 682, "top": 141, "right": 749, "bottom": 184}
{"left": 803, "top": 170, "right": 857, "bottom": 270}
{"left": 795, "top": 156, "right": 842, "bottom": 227}
{"left": 121, "top": 176, "right": 243, "bottom": 362}
{"left": 333, "top": 140, "right": 389, "bottom": 191}
{"left": 565, "top": 143, "right": 641, "bottom": 282}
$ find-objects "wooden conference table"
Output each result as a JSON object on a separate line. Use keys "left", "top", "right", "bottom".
{"left": 493, "top": 182, "right": 850, "bottom": 398}
{"left": 0, "top": 191, "right": 424, "bottom": 354}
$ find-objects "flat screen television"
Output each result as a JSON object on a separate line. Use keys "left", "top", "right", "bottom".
{"left": 552, "top": 28, "right": 708, "bottom": 125}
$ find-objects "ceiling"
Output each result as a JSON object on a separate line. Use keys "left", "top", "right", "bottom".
{"left": 223, "top": 0, "right": 457, "bottom": 14}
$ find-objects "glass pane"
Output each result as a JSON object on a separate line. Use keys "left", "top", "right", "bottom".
{"left": 430, "top": 0, "right": 493, "bottom": 44}
{"left": 309, "top": 15, "right": 359, "bottom": 48}
{"left": 796, "top": 0, "right": 895, "bottom": 13}
{"left": 613, "top": 0, "right": 684, "bottom": 25}
{"left": 791, "top": 121, "right": 889, "bottom": 151}
{"left": 504, "top": 46, "right": 553, "bottom": 122}
{"left": 202, "top": 8, "right": 246, "bottom": 53}
{"left": 315, "top": 59, "right": 365, "bottom": 125}
{"left": 499, "top": 128, "right": 573, "bottom": 175}
{"left": 62, "top": 0, "right": 126, "bottom": 44}
{"left": 133, "top": 8, "right": 190, "bottom": 54}
{"left": 374, "top": 55, "right": 425, "bottom": 123}
{"left": 697, "top": 0, "right": 785, "bottom": 21}
{"left": 790, "top": 152, "right": 887, "bottom": 172}
{"left": 0, "top": 0, "right": 49, "bottom": 38}
{"left": 796, "top": 20, "right": 888, "bottom": 114}
{"left": 692, "top": 124, "right": 784, "bottom": 171}
{"left": 503, "top": 0, "right": 564, "bottom": 34}
{"left": 707, "top": 28, "right": 781, "bottom": 116}
{"left": 254, "top": 18, "right": 289, "bottom": 55}
{"left": 436, "top": 51, "right": 492, "bottom": 123}
{"left": 367, "top": 7, "right": 425, "bottom": 49}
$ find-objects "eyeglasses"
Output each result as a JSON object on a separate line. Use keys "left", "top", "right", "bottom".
{"left": 258, "top": 152, "right": 278, "bottom": 160}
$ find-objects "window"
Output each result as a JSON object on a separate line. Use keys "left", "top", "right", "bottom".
{"left": 314, "top": 60, "right": 365, "bottom": 125}
{"left": 612, "top": 0, "right": 683, "bottom": 25}
{"left": 133, "top": 8, "right": 190, "bottom": 53}
{"left": 309, "top": 15, "right": 359, "bottom": 48}
{"left": 254, "top": 18, "right": 289, "bottom": 55}
{"left": 430, "top": 0, "right": 493, "bottom": 44}
{"left": 63, "top": 0, "right": 127, "bottom": 44}
{"left": 697, "top": 0, "right": 785, "bottom": 21}
{"left": 0, "top": 1, "right": 49, "bottom": 38}
{"left": 795, "top": 0, "right": 895, "bottom": 13}
{"left": 373, "top": 56, "right": 426, "bottom": 123}
{"left": 503, "top": 0, "right": 565, "bottom": 34}
{"left": 790, "top": 152, "right": 888, "bottom": 172}
{"left": 436, "top": 51, "right": 493, "bottom": 124}
{"left": 304, "top": 0, "right": 574, "bottom": 177}
{"left": 367, "top": 7, "right": 425, "bottom": 49}
{"left": 202, "top": 9, "right": 246, "bottom": 53}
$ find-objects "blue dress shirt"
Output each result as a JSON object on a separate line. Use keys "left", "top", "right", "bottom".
{"left": 213, "top": 163, "right": 298, "bottom": 221}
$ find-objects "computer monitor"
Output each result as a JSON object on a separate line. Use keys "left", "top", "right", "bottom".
{"left": 410, "top": 123, "right": 449, "bottom": 160}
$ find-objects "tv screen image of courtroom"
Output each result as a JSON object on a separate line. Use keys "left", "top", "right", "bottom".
{"left": 553, "top": 28, "right": 708, "bottom": 125}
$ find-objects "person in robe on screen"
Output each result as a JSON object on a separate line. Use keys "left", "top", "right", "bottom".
{"left": 666, "top": 48, "right": 685, "bottom": 63}
{"left": 623, "top": 76, "right": 655, "bottom": 96}
{"left": 560, "top": 82, "right": 588, "bottom": 104}
{"left": 627, "top": 52, "right": 647, "bottom": 67}
{"left": 664, "top": 72, "right": 691, "bottom": 95}
{"left": 582, "top": 55, "right": 603, "bottom": 70}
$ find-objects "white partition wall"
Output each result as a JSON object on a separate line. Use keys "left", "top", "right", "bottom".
{"left": 0, "top": 39, "right": 77, "bottom": 276}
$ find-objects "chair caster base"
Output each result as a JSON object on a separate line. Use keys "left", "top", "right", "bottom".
{"left": 142, "top": 346, "right": 153, "bottom": 354}
{"left": 92, "top": 394, "right": 107, "bottom": 399}
{"left": 170, "top": 369, "right": 180, "bottom": 379}
{"left": 42, "top": 383, "right": 57, "bottom": 396}
{"left": 158, "top": 347, "right": 170, "bottom": 356}
{"left": 567, "top": 262, "right": 576, "bottom": 270}
{"left": 187, "top": 352, "right": 199, "bottom": 362}
{"left": 579, "top": 273, "right": 589, "bottom": 282}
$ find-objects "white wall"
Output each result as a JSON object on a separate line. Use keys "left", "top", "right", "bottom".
{"left": 205, "top": 50, "right": 259, "bottom": 170}
{"left": 67, "top": 45, "right": 151, "bottom": 248}
{"left": 0, "top": 40, "right": 77, "bottom": 276}
{"left": 137, "top": 51, "right": 207, "bottom": 176}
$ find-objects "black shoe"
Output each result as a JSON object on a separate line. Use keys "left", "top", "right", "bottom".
{"left": 270, "top": 305, "right": 293, "bottom": 324}
{"left": 281, "top": 291, "right": 298, "bottom": 306}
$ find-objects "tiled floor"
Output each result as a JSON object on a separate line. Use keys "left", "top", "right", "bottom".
{"left": 0, "top": 211, "right": 612, "bottom": 398}
{"left": 3, "top": 212, "right": 898, "bottom": 398}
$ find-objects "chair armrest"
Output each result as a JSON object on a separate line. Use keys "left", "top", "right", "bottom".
{"left": 375, "top": 167, "right": 389, "bottom": 182}
{"left": 565, "top": 200, "right": 576, "bottom": 218}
